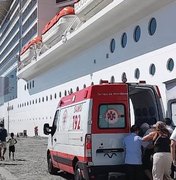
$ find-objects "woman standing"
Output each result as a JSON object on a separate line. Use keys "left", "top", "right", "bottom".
{"left": 143, "top": 121, "right": 172, "bottom": 180}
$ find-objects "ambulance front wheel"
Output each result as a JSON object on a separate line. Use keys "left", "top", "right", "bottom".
{"left": 48, "top": 154, "right": 58, "bottom": 175}
{"left": 74, "top": 163, "right": 85, "bottom": 180}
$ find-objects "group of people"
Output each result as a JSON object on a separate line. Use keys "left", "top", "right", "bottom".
{"left": 123, "top": 118, "right": 176, "bottom": 180}
{"left": 0, "top": 122, "right": 17, "bottom": 161}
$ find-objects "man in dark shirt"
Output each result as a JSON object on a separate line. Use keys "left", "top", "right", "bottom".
{"left": 0, "top": 122, "right": 7, "bottom": 160}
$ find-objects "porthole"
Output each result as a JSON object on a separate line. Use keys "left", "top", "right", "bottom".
{"left": 64, "top": 90, "right": 67, "bottom": 96}
{"left": 110, "top": 76, "right": 115, "bottom": 83}
{"left": 110, "top": 38, "right": 116, "bottom": 53}
{"left": 134, "top": 26, "right": 141, "bottom": 42}
{"left": 167, "top": 58, "right": 174, "bottom": 72}
{"left": 54, "top": 93, "right": 57, "bottom": 99}
{"left": 149, "top": 64, "right": 156, "bottom": 76}
{"left": 148, "top": 17, "right": 157, "bottom": 36}
{"left": 59, "top": 92, "right": 62, "bottom": 97}
{"left": 121, "top": 32, "right": 127, "bottom": 48}
{"left": 134, "top": 68, "right": 140, "bottom": 79}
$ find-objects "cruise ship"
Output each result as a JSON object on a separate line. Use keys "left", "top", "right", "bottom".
{"left": 0, "top": 0, "right": 176, "bottom": 136}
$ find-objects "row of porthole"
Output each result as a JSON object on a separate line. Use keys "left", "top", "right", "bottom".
{"left": 19, "top": 58, "right": 174, "bottom": 108}
{"left": 110, "top": 17, "right": 157, "bottom": 53}
{"left": 19, "top": 84, "right": 94, "bottom": 108}
{"left": 18, "top": 56, "right": 175, "bottom": 108}
{"left": 10, "top": 117, "right": 52, "bottom": 122}
{"left": 135, "top": 58, "right": 175, "bottom": 79}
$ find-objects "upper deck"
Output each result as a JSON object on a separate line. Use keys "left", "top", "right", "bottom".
{"left": 17, "top": 0, "right": 174, "bottom": 81}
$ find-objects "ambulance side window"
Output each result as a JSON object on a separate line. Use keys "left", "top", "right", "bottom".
{"left": 51, "top": 110, "right": 59, "bottom": 135}
{"left": 98, "top": 104, "right": 125, "bottom": 128}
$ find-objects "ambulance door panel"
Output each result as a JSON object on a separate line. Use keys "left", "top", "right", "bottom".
{"left": 92, "top": 103, "right": 128, "bottom": 166}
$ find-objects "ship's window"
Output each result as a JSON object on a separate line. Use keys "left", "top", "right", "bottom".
{"left": 24, "top": 103, "right": 26, "bottom": 106}
{"left": 76, "top": 87, "right": 79, "bottom": 91}
{"left": 148, "top": 17, "right": 157, "bottom": 36}
{"left": 46, "top": 96, "right": 48, "bottom": 101}
{"left": 110, "top": 38, "right": 115, "bottom": 53}
{"left": 42, "top": 97, "right": 44, "bottom": 102}
{"left": 83, "top": 84, "right": 86, "bottom": 88}
{"left": 27, "top": 102, "right": 29, "bottom": 106}
{"left": 91, "top": 82, "right": 94, "bottom": 85}
{"left": 70, "top": 88, "right": 73, "bottom": 94}
{"left": 59, "top": 92, "right": 62, "bottom": 97}
{"left": 121, "top": 32, "right": 127, "bottom": 48}
{"left": 65, "top": 90, "right": 67, "bottom": 96}
{"left": 134, "top": 68, "right": 140, "bottom": 79}
{"left": 27, "top": 83, "right": 29, "bottom": 89}
{"left": 149, "top": 64, "right": 156, "bottom": 76}
{"left": 167, "top": 58, "right": 174, "bottom": 72}
{"left": 35, "top": 99, "right": 37, "bottom": 104}
{"left": 24, "top": 85, "right": 26, "bottom": 90}
{"left": 39, "top": 98, "right": 41, "bottom": 103}
{"left": 30, "top": 101, "right": 31, "bottom": 105}
{"left": 29, "top": 82, "right": 31, "bottom": 89}
{"left": 32, "top": 80, "right": 34, "bottom": 88}
{"left": 50, "top": 95, "right": 52, "bottom": 100}
{"left": 110, "top": 76, "right": 115, "bottom": 83}
{"left": 54, "top": 93, "right": 57, "bottom": 99}
{"left": 134, "top": 25, "right": 141, "bottom": 42}
{"left": 32, "top": 100, "right": 34, "bottom": 104}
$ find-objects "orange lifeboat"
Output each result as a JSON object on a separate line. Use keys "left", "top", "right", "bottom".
{"left": 41, "top": 6, "right": 77, "bottom": 50}
{"left": 19, "top": 36, "right": 42, "bottom": 70}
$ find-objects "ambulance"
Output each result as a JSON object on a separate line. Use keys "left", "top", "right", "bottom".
{"left": 43, "top": 80, "right": 164, "bottom": 179}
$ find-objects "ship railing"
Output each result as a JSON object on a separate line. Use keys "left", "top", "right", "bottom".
{"left": 74, "top": 0, "right": 113, "bottom": 21}
{"left": 61, "top": 15, "right": 82, "bottom": 42}
{"left": 18, "top": 43, "right": 42, "bottom": 71}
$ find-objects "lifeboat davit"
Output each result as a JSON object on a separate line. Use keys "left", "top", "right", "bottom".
{"left": 19, "top": 36, "right": 42, "bottom": 70}
{"left": 41, "top": 6, "right": 77, "bottom": 49}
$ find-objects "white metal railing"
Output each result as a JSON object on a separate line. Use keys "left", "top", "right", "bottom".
{"left": 74, "top": 0, "right": 113, "bottom": 21}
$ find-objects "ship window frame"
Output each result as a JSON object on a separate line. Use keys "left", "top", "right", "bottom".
{"left": 134, "top": 68, "right": 140, "bottom": 79}
{"left": 149, "top": 63, "right": 156, "bottom": 76}
{"left": 121, "top": 32, "right": 127, "bottom": 48}
{"left": 167, "top": 58, "right": 174, "bottom": 72}
{"left": 148, "top": 17, "right": 157, "bottom": 36}
{"left": 133, "top": 25, "right": 141, "bottom": 42}
{"left": 110, "top": 38, "right": 116, "bottom": 53}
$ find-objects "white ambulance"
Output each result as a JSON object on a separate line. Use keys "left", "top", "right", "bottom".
{"left": 43, "top": 81, "right": 164, "bottom": 179}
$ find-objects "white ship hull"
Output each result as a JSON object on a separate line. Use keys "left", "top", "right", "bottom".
{"left": 1, "top": 0, "right": 176, "bottom": 136}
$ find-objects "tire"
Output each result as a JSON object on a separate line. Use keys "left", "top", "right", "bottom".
{"left": 74, "top": 164, "right": 84, "bottom": 180}
{"left": 47, "top": 154, "right": 58, "bottom": 175}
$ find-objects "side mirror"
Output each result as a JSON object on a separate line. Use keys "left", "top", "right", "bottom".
{"left": 43, "top": 123, "right": 51, "bottom": 135}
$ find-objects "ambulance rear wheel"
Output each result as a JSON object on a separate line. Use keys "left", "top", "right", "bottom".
{"left": 48, "top": 154, "right": 58, "bottom": 175}
{"left": 74, "top": 164, "right": 84, "bottom": 180}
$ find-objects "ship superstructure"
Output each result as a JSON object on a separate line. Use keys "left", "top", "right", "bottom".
{"left": 0, "top": 0, "right": 176, "bottom": 136}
